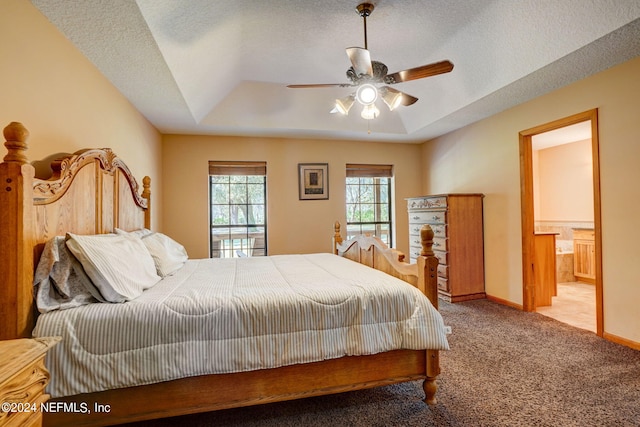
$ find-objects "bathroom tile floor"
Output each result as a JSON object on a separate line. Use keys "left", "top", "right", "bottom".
{"left": 536, "top": 281, "right": 596, "bottom": 333}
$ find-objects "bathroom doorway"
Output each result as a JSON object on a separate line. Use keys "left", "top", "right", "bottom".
{"left": 519, "top": 109, "right": 603, "bottom": 336}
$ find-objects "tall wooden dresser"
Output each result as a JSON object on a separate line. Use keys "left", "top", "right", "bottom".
{"left": 407, "top": 194, "right": 485, "bottom": 302}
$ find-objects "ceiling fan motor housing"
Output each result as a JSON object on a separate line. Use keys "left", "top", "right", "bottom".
{"left": 347, "top": 61, "right": 389, "bottom": 84}
{"left": 356, "top": 3, "right": 374, "bottom": 17}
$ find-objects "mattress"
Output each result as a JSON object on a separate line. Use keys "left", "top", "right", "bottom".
{"left": 32, "top": 253, "right": 449, "bottom": 398}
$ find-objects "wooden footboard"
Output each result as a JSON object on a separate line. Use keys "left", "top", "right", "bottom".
{"left": 333, "top": 221, "right": 441, "bottom": 403}
{"left": 0, "top": 122, "right": 442, "bottom": 427}
{"left": 44, "top": 350, "right": 430, "bottom": 427}
{"left": 333, "top": 221, "right": 440, "bottom": 306}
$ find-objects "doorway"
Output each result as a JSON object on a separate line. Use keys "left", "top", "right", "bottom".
{"left": 519, "top": 109, "right": 603, "bottom": 336}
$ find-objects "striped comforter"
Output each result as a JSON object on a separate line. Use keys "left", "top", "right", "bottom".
{"left": 32, "top": 253, "right": 449, "bottom": 398}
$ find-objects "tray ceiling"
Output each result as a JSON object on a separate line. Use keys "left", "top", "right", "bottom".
{"left": 31, "top": 0, "right": 640, "bottom": 142}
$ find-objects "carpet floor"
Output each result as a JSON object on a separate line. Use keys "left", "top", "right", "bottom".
{"left": 124, "top": 299, "right": 640, "bottom": 427}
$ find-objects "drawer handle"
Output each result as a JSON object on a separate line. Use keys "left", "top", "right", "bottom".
{"left": 433, "top": 242, "right": 441, "bottom": 247}
{"left": 432, "top": 215, "right": 440, "bottom": 221}
{"left": 412, "top": 216, "right": 421, "bottom": 220}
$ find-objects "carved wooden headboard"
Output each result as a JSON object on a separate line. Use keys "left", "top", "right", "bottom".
{"left": 0, "top": 122, "right": 151, "bottom": 340}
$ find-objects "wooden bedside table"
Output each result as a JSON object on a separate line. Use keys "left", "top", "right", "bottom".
{"left": 0, "top": 337, "right": 59, "bottom": 427}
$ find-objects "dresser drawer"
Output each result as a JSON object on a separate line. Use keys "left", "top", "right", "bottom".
{"left": 409, "top": 236, "right": 421, "bottom": 248}
{"left": 407, "top": 196, "right": 447, "bottom": 210}
{"left": 437, "top": 277, "right": 449, "bottom": 292}
{"left": 409, "top": 235, "right": 447, "bottom": 250}
{"left": 437, "top": 264, "right": 448, "bottom": 279}
{"left": 434, "top": 250, "right": 448, "bottom": 265}
{"left": 408, "top": 211, "right": 447, "bottom": 225}
{"left": 410, "top": 248, "right": 448, "bottom": 266}
{"left": 409, "top": 223, "right": 446, "bottom": 238}
{"left": 432, "top": 237, "right": 448, "bottom": 251}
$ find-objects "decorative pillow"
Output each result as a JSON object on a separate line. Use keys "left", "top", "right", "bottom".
{"left": 33, "top": 236, "right": 102, "bottom": 312}
{"left": 141, "top": 232, "right": 189, "bottom": 277}
{"left": 65, "top": 233, "right": 160, "bottom": 302}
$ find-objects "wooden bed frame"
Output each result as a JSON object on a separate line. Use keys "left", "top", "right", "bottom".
{"left": 0, "top": 122, "right": 441, "bottom": 427}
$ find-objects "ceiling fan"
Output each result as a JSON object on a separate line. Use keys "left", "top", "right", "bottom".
{"left": 287, "top": 3, "right": 454, "bottom": 120}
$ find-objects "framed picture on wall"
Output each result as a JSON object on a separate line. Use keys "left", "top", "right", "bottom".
{"left": 298, "top": 163, "right": 329, "bottom": 200}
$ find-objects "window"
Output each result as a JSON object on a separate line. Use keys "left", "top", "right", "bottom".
{"left": 345, "top": 164, "right": 393, "bottom": 246}
{"left": 209, "top": 161, "right": 266, "bottom": 258}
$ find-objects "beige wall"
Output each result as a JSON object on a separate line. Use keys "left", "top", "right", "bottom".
{"left": 422, "top": 56, "right": 640, "bottom": 344}
{"left": 0, "top": 0, "right": 162, "bottom": 227}
{"left": 7, "top": 0, "right": 640, "bottom": 346}
{"left": 534, "top": 139, "right": 594, "bottom": 222}
{"left": 162, "top": 135, "right": 422, "bottom": 259}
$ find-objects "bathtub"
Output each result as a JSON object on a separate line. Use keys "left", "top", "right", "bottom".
{"left": 555, "top": 240, "right": 576, "bottom": 282}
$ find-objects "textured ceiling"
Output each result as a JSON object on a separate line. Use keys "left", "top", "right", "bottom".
{"left": 31, "top": 0, "right": 640, "bottom": 143}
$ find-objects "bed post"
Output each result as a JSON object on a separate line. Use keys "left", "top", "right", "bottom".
{"left": 142, "top": 176, "right": 151, "bottom": 229}
{"left": 417, "top": 224, "right": 441, "bottom": 404}
{"left": 332, "top": 220, "right": 343, "bottom": 254}
{"left": 418, "top": 225, "right": 438, "bottom": 309}
{"left": 0, "top": 122, "right": 36, "bottom": 340}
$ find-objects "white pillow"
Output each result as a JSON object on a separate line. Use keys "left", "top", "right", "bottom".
{"left": 141, "top": 232, "right": 188, "bottom": 277}
{"left": 115, "top": 227, "right": 153, "bottom": 238}
{"left": 65, "top": 233, "right": 161, "bottom": 302}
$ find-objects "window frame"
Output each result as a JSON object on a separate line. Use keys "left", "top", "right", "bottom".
{"left": 208, "top": 161, "right": 267, "bottom": 258}
{"left": 345, "top": 164, "right": 394, "bottom": 246}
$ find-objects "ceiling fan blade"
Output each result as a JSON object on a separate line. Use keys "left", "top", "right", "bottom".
{"left": 346, "top": 47, "right": 373, "bottom": 76}
{"left": 386, "top": 60, "right": 454, "bottom": 84}
{"left": 382, "top": 86, "right": 418, "bottom": 107}
{"left": 287, "top": 83, "right": 352, "bottom": 88}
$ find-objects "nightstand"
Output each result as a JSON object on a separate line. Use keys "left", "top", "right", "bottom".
{"left": 0, "top": 337, "right": 59, "bottom": 427}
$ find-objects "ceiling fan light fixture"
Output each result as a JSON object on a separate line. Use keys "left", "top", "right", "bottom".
{"left": 288, "top": 3, "right": 453, "bottom": 124}
{"left": 334, "top": 95, "right": 356, "bottom": 115}
{"left": 356, "top": 83, "right": 377, "bottom": 105}
{"left": 382, "top": 90, "right": 403, "bottom": 111}
{"left": 361, "top": 104, "right": 380, "bottom": 120}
